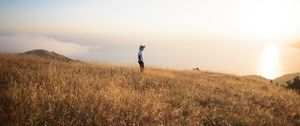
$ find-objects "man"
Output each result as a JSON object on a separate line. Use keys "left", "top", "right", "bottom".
{"left": 138, "top": 45, "right": 145, "bottom": 72}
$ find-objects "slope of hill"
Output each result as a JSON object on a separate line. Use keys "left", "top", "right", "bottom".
{"left": 0, "top": 53, "right": 299, "bottom": 125}
{"left": 274, "top": 72, "right": 300, "bottom": 86}
{"left": 242, "top": 75, "right": 270, "bottom": 83}
{"left": 22, "top": 49, "right": 72, "bottom": 61}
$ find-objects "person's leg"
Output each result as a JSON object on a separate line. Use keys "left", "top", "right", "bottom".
{"left": 138, "top": 61, "right": 143, "bottom": 72}
{"left": 140, "top": 62, "right": 144, "bottom": 72}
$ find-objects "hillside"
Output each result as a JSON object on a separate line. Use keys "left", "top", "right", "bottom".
{"left": 242, "top": 75, "right": 270, "bottom": 83}
{"left": 274, "top": 72, "right": 300, "bottom": 86}
{"left": 22, "top": 49, "right": 72, "bottom": 61}
{"left": 0, "top": 53, "right": 300, "bottom": 126}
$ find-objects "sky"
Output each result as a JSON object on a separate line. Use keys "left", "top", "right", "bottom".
{"left": 1, "top": 0, "right": 300, "bottom": 79}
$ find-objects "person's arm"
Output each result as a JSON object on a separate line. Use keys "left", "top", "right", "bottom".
{"left": 140, "top": 52, "right": 143, "bottom": 62}
{"left": 138, "top": 51, "right": 143, "bottom": 62}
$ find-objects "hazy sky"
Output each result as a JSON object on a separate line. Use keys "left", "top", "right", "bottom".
{"left": 1, "top": 0, "right": 300, "bottom": 79}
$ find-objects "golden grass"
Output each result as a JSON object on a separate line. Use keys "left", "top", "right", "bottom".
{"left": 0, "top": 53, "right": 299, "bottom": 126}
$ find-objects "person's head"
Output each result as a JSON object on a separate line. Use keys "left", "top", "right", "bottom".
{"left": 139, "top": 45, "right": 145, "bottom": 51}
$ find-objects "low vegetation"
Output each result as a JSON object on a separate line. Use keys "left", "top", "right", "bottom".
{"left": 0, "top": 53, "right": 299, "bottom": 125}
{"left": 286, "top": 76, "right": 300, "bottom": 91}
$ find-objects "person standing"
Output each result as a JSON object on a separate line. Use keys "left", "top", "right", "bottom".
{"left": 138, "top": 45, "right": 145, "bottom": 72}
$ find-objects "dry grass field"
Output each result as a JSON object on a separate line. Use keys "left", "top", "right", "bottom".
{"left": 0, "top": 53, "right": 300, "bottom": 126}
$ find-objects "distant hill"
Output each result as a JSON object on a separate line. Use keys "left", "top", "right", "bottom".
{"left": 242, "top": 75, "right": 270, "bottom": 82}
{"left": 22, "top": 49, "right": 72, "bottom": 61}
{"left": 273, "top": 72, "right": 300, "bottom": 86}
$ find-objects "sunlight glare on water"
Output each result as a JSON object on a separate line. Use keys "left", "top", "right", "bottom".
{"left": 258, "top": 43, "right": 281, "bottom": 79}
